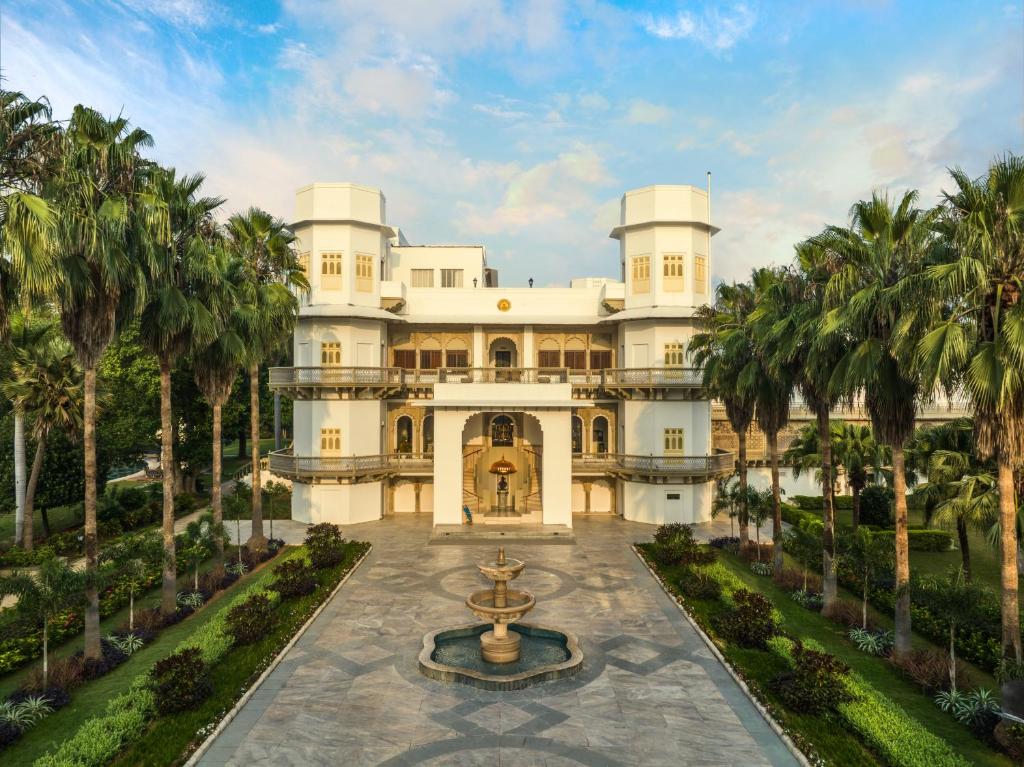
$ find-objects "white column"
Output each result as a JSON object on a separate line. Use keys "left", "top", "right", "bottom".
{"left": 523, "top": 325, "right": 534, "bottom": 368}
{"left": 433, "top": 409, "right": 465, "bottom": 525}
{"left": 473, "top": 325, "right": 484, "bottom": 367}
{"left": 534, "top": 409, "right": 572, "bottom": 528}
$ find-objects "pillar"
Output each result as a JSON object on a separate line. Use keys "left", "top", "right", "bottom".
{"left": 534, "top": 409, "right": 572, "bottom": 527}
{"left": 433, "top": 409, "right": 465, "bottom": 524}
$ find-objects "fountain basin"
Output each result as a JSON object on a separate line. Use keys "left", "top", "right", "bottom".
{"left": 419, "top": 622, "right": 583, "bottom": 690}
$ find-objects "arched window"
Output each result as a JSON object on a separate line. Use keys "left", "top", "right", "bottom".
{"left": 592, "top": 416, "right": 609, "bottom": 454}
{"left": 491, "top": 415, "right": 514, "bottom": 447}
{"left": 422, "top": 415, "right": 434, "bottom": 454}
{"left": 396, "top": 415, "right": 413, "bottom": 454}
{"left": 572, "top": 415, "right": 584, "bottom": 454}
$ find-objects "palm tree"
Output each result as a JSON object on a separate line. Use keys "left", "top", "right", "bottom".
{"left": 834, "top": 422, "right": 888, "bottom": 530}
{"left": 100, "top": 531, "right": 162, "bottom": 631}
{"left": 138, "top": 168, "right": 222, "bottom": 614}
{"left": 225, "top": 208, "right": 305, "bottom": 551}
{"left": 0, "top": 554, "right": 85, "bottom": 688}
{"left": 917, "top": 154, "right": 1024, "bottom": 661}
{"left": 765, "top": 242, "right": 849, "bottom": 610}
{"left": 844, "top": 527, "right": 894, "bottom": 630}
{"left": 1, "top": 335, "right": 84, "bottom": 551}
{"left": 692, "top": 281, "right": 758, "bottom": 546}
{"left": 47, "top": 105, "right": 165, "bottom": 659}
{"left": 818, "top": 190, "right": 937, "bottom": 657}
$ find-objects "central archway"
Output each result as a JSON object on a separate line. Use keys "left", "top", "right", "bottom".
{"left": 461, "top": 411, "right": 542, "bottom": 521}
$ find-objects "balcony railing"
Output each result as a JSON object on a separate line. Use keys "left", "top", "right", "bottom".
{"left": 601, "top": 368, "right": 704, "bottom": 387}
{"left": 436, "top": 367, "right": 569, "bottom": 383}
{"left": 269, "top": 367, "right": 403, "bottom": 386}
{"left": 573, "top": 450, "right": 734, "bottom": 477}
{"left": 268, "top": 450, "right": 433, "bottom": 479}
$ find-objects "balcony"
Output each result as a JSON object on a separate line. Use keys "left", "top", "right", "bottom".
{"left": 573, "top": 449, "right": 734, "bottom": 483}
{"left": 268, "top": 450, "right": 433, "bottom": 482}
{"left": 269, "top": 366, "right": 710, "bottom": 401}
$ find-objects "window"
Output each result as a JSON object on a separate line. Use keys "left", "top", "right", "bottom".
{"left": 320, "top": 428, "right": 341, "bottom": 457}
{"left": 592, "top": 416, "right": 609, "bottom": 454}
{"left": 663, "top": 254, "right": 684, "bottom": 292}
{"left": 491, "top": 415, "right": 515, "bottom": 447}
{"left": 393, "top": 349, "right": 416, "bottom": 369}
{"left": 440, "top": 268, "right": 464, "bottom": 288}
{"left": 445, "top": 350, "right": 468, "bottom": 368}
{"left": 538, "top": 350, "right": 561, "bottom": 368}
{"left": 411, "top": 269, "right": 434, "bottom": 288}
{"left": 571, "top": 416, "right": 583, "bottom": 454}
{"left": 421, "top": 415, "right": 434, "bottom": 454}
{"left": 355, "top": 254, "right": 373, "bottom": 292}
{"left": 631, "top": 255, "right": 650, "bottom": 293}
{"left": 664, "top": 342, "right": 685, "bottom": 367}
{"left": 321, "top": 252, "right": 343, "bottom": 290}
{"left": 419, "top": 349, "right": 441, "bottom": 369}
{"left": 396, "top": 416, "right": 413, "bottom": 454}
{"left": 321, "top": 342, "right": 342, "bottom": 366}
{"left": 564, "top": 350, "right": 586, "bottom": 371}
{"left": 664, "top": 428, "right": 685, "bottom": 456}
{"left": 589, "top": 350, "right": 612, "bottom": 370}
{"left": 694, "top": 255, "right": 708, "bottom": 294}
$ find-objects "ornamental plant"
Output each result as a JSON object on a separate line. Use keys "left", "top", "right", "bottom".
{"left": 651, "top": 523, "right": 716, "bottom": 568}
{"left": 150, "top": 647, "right": 210, "bottom": 716}
{"left": 270, "top": 559, "right": 317, "bottom": 599}
{"left": 225, "top": 592, "right": 276, "bottom": 646}
{"left": 717, "top": 588, "right": 777, "bottom": 648}
{"left": 304, "top": 522, "right": 346, "bottom": 569}
{"left": 771, "top": 641, "right": 852, "bottom": 713}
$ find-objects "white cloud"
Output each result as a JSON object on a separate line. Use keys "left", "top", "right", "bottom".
{"left": 625, "top": 99, "right": 671, "bottom": 124}
{"left": 577, "top": 91, "right": 610, "bottom": 112}
{"left": 642, "top": 4, "right": 756, "bottom": 52}
{"left": 113, "top": 0, "right": 215, "bottom": 28}
{"left": 343, "top": 63, "right": 451, "bottom": 118}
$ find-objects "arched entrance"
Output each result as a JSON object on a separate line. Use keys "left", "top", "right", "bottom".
{"left": 461, "top": 411, "right": 542, "bottom": 521}
{"left": 488, "top": 337, "right": 518, "bottom": 368}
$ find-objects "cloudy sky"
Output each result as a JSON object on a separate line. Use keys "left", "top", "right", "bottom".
{"left": 2, "top": 1, "right": 1021, "bottom": 287}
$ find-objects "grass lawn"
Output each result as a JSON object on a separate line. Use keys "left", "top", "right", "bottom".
{"left": 715, "top": 551, "right": 1011, "bottom": 767}
{"left": 0, "top": 505, "right": 84, "bottom": 551}
{"left": 1, "top": 550, "right": 290, "bottom": 767}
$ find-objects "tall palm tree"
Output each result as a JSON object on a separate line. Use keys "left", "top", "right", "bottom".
{"left": 225, "top": 208, "right": 305, "bottom": 550}
{"left": 138, "top": 168, "right": 222, "bottom": 614}
{"left": 818, "top": 190, "right": 937, "bottom": 656}
{"left": 692, "top": 280, "right": 758, "bottom": 546}
{"left": 765, "top": 242, "right": 850, "bottom": 609}
{"left": 1, "top": 337, "right": 84, "bottom": 551}
{"left": 917, "top": 153, "right": 1024, "bottom": 660}
{"left": 47, "top": 105, "right": 165, "bottom": 659}
{"left": 833, "top": 422, "right": 888, "bottom": 530}
{"left": 748, "top": 267, "right": 795, "bottom": 578}
{"left": 191, "top": 256, "right": 246, "bottom": 573}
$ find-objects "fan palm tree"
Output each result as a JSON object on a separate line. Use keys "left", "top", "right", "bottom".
{"left": 917, "top": 154, "right": 1024, "bottom": 661}
{"left": 834, "top": 422, "right": 888, "bottom": 530}
{"left": 1, "top": 337, "right": 84, "bottom": 551}
{"left": 225, "top": 208, "right": 305, "bottom": 551}
{"left": 764, "top": 241, "right": 850, "bottom": 609}
{"left": 100, "top": 531, "right": 162, "bottom": 631}
{"left": 818, "top": 189, "right": 938, "bottom": 657}
{"left": 47, "top": 105, "right": 165, "bottom": 659}
{"left": 692, "top": 281, "right": 758, "bottom": 546}
{"left": 138, "top": 168, "right": 223, "bottom": 615}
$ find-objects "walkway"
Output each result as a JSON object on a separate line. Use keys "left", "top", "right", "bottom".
{"left": 197, "top": 515, "right": 798, "bottom": 767}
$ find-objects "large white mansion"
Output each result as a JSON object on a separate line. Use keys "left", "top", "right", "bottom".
{"left": 269, "top": 182, "right": 732, "bottom": 529}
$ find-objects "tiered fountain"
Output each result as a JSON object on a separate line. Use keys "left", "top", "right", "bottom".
{"left": 419, "top": 547, "right": 583, "bottom": 690}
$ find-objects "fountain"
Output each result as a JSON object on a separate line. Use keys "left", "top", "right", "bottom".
{"left": 419, "top": 546, "right": 583, "bottom": 690}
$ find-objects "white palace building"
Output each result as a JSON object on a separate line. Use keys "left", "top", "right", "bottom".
{"left": 269, "top": 182, "right": 733, "bottom": 530}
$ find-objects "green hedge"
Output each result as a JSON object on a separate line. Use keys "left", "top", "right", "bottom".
{"left": 873, "top": 529, "right": 953, "bottom": 552}
{"left": 790, "top": 494, "right": 853, "bottom": 512}
{"left": 780, "top": 503, "right": 817, "bottom": 528}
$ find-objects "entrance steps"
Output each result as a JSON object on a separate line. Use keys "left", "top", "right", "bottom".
{"left": 430, "top": 524, "right": 574, "bottom": 544}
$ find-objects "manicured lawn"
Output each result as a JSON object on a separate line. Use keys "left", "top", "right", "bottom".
{"left": 715, "top": 551, "right": 1011, "bottom": 767}
{"left": 1, "top": 551, "right": 289, "bottom": 767}
{"left": 0, "top": 504, "right": 83, "bottom": 550}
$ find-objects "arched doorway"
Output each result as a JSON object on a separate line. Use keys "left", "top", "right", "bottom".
{"left": 490, "top": 415, "right": 515, "bottom": 446}
{"left": 488, "top": 337, "right": 518, "bottom": 368}
{"left": 592, "top": 415, "right": 609, "bottom": 453}
{"left": 462, "top": 411, "right": 542, "bottom": 521}
{"left": 396, "top": 415, "right": 413, "bottom": 454}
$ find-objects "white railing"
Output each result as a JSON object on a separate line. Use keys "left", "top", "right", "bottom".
{"left": 267, "top": 450, "right": 433, "bottom": 478}
{"left": 572, "top": 450, "right": 734, "bottom": 476}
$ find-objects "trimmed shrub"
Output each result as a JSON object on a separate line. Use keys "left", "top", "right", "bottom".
{"left": 717, "top": 589, "right": 777, "bottom": 648}
{"left": 651, "top": 523, "right": 716, "bottom": 568}
{"left": 789, "top": 589, "right": 823, "bottom": 611}
{"left": 304, "top": 522, "right": 346, "bottom": 568}
{"left": 150, "top": 648, "right": 210, "bottom": 716}
{"left": 225, "top": 593, "right": 277, "bottom": 646}
{"left": 860, "top": 485, "right": 893, "bottom": 527}
{"left": 675, "top": 567, "right": 722, "bottom": 601}
{"left": 271, "top": 559, "right": 317, "bottom": 598}
{"left": 707, "top": 536, "right": 739, "bottom": 552}
{"left": 780, "top": 502, "right": 817, "bottom": 528}
{"left": 771, "top": 641, "right": 852, "bottom": 714}
{"left": 872, "top": 529, "right": 952, "bottom": 552}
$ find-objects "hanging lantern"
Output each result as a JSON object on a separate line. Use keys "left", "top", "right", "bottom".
{"left": 488, "top": 455, "right": 517, "bottom": 475}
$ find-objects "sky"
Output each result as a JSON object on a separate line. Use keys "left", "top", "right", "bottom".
{"left": 1, "top": 1, "right": 1022, "bottom": 288}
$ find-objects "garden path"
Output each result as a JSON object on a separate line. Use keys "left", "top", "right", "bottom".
{"left": 196, "top": 514, "right": 798, "bottom": 767}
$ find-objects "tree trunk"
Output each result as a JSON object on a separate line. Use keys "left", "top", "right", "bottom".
{"left": 23, "top": 435, "right": 45, "bottom": 552}
{"left": 862, "top": 571, "right": 868, "bottom": 630}
{"left": 40, "top": 507, "right": 51, "bottom": 538}
{"left": 998, "top": 453, "right": 1021, "bottom": 661}
{"left": 171, "top": 417, "right": 184, "bottom": 495}
{"left": 14, "top": 410, "right": 26, "bottom": 547}
{"left": 738, "top": 430, "right": 749, "bottom": 546}
{"left": 892, "top": 444, "right": 912, "bottom": 658}
{"left": 42, "top": 619, "right": 48, "bottom": 689}
{"left": 129, "top": 587, "right": 134, "bottom": 632}
{"left": 851, "top": 483, "right": 861, "bottom": 532}
{"left": 818, "top": 407, "right": 837, "bottom": 615}
{"left": 950, "top": 624, "right": 957, "bottom": 692}
{"left": 247, "top": 363, "right": 266, "bottom": 550}
{"left": 769, "top": 430, "right": 783, "bottom": 577}
{"left": 159, "top": 360, "right": 178, "bottom": 615}
{"left": 957, "top": 517, "right": 971, "bottom": 581}
{"left": 211, "top": 401, "right": 225, "bottom": 575}
{"left": 83, "top": 365, "right": 101, "bottom": 660}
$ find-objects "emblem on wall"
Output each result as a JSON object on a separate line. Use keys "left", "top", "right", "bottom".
{"left": 497, "top": 298, "right": 511, "bottom": 312}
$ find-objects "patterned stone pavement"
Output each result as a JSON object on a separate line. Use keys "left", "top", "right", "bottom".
{"left": 197, "top": 515, "right": 798, "bottom": 767}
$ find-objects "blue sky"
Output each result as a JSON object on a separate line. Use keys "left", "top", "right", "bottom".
{"left": 2, "top": 1, "right": 1021, "bottom": 287}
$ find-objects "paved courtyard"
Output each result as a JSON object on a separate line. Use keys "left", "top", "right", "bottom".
{"left": 198, "top": 515, "right": 798, "bottom": 767}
